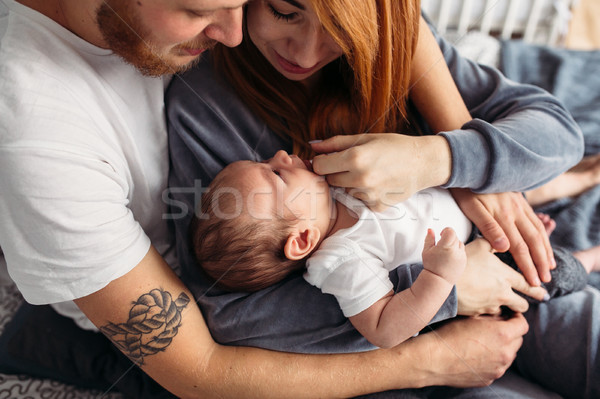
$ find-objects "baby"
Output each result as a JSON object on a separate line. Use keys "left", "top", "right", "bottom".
{"left": 191, "top": 150, "right": 592, "bottom": 348}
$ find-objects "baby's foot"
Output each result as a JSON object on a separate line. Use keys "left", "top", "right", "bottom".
{"left": 573, "top": 245, "right": 600, "bottom": 273}
{"left": 536, "top": 213, "right": 556, "bottom": 236}
{"left": 526, "top": 154, "right": 600, "bottom": 206}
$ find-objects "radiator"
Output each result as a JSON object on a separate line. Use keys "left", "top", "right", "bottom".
{"left": 421, "top": 0, "right": 577, "bottom": 45}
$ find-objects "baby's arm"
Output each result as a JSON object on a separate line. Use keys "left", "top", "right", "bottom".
{"left": 350, "top": 228, "right": 466, "bottom": 348}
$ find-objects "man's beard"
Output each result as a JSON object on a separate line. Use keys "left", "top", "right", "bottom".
{"left": 96, "top": 2, "right": 211, "bottom": 77}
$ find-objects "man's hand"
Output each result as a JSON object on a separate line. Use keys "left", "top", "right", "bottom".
{"left": 456, "top": 238, "right": 548, "bottom": 316}
{"left": 410, "top": 313, "right": 529, "bottom": 388}
{"left": 451, "top": 189, "right": 555, "bottom": 286}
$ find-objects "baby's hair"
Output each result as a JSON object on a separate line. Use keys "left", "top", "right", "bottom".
{"left": 191, "top": 171, "right": 305, "bottom": 292}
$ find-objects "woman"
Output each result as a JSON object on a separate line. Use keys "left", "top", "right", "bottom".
{"left": 166, "top": 0, "right": 599, "bottom": 397}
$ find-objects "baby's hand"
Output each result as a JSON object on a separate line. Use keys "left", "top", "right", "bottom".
{"left": 422, "top": 228, "right": 467, "bottom": 284}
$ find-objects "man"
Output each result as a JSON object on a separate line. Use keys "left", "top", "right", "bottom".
{"left": 0, "top": 0, "right": 532, "bottom": 397}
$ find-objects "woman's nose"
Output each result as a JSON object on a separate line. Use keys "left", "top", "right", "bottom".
{"left": 289, "top": 25, "right": 327, "bottom": 68}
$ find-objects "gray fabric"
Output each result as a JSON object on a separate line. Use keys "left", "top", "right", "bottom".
{"left": 496, "top": 246, "right": 588, "bottom": 302}
{"left": 500, "top": 41, "right": 600, "bottom": 256}
{"left": 517, "top": 287, "right": 600, "bottom": 399}
{"left": 500, "top": 41, "right": 600, "bottom": 156}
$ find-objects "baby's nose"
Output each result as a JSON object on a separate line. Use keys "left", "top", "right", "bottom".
{"left": 273, "top": 150, "right": 292, "bottom": 164}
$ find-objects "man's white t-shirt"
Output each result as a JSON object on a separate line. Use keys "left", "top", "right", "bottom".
{"left": 0, "top": 1, "right": 175, "bottom": 329}
{"left": 304, "top": 188, "right": 472, "bottom": 317}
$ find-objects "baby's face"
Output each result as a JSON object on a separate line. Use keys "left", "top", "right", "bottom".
{"left": 220, "top": 151, "right": 333, "bottom": 231}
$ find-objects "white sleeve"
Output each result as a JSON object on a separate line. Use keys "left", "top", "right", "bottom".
{"left": 304, "top": 237, "right": 393, "bottom": 317}
{"left": 0, "top": 124, "right": 150, "bottom": 305}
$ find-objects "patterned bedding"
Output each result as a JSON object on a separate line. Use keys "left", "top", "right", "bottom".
{"left": 0, "top": 258, "right": 123, "bottom": 399}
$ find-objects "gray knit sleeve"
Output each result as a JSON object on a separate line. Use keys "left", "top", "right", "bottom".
{"left": 431, "top": 25, "right": 584, "bottom": 192}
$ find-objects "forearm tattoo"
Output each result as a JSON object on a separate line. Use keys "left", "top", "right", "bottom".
{"left": 100, "top": 288, "right": 190, "bottom": 365}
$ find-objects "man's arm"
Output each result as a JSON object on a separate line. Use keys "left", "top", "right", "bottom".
{"left": 77, "top": 246, "right": 405, "bottom": 398}
{"left": 75, "top": 246, "right": 527, "bottom": 398}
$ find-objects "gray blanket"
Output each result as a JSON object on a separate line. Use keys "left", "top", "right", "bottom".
{"left": 500, "top": 41, "right": 600, "bottom": 288}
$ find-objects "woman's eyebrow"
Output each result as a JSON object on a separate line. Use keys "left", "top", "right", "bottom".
{"left": 281, "top": 0, "right": 305, "bottom": 10}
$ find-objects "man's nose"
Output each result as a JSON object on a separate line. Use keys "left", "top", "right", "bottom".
{"left": 204, "top": 7, "right": 243, "bottom": 48}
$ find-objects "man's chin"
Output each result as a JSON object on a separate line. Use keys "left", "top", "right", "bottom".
{"left": 132, "top": 54, "right": 203, "bottom": 77}
{"left": 113, "top": 55, "right": 194, "bottom": 77}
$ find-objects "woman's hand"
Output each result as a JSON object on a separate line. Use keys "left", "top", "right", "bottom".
{"left": 451, "top": 188, "right": 555, "bottom": 286}
{"left": 456, "top": 238, "right": 548, "bottom": 316}
{"left": 310, "top": 133, "right": 452, "bottom": 211}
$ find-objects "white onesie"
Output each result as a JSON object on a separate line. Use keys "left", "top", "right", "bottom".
{"left": 304, "top": 188, "right": 472, "bottom": 317}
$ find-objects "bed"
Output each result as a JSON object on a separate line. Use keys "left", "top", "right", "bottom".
{"left": 1, "top": 0, "right": 599, "bottom": 397}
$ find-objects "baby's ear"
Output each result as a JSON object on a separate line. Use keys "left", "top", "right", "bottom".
{"left": 284, "top": 227, "right": 321, "bottom": 260}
